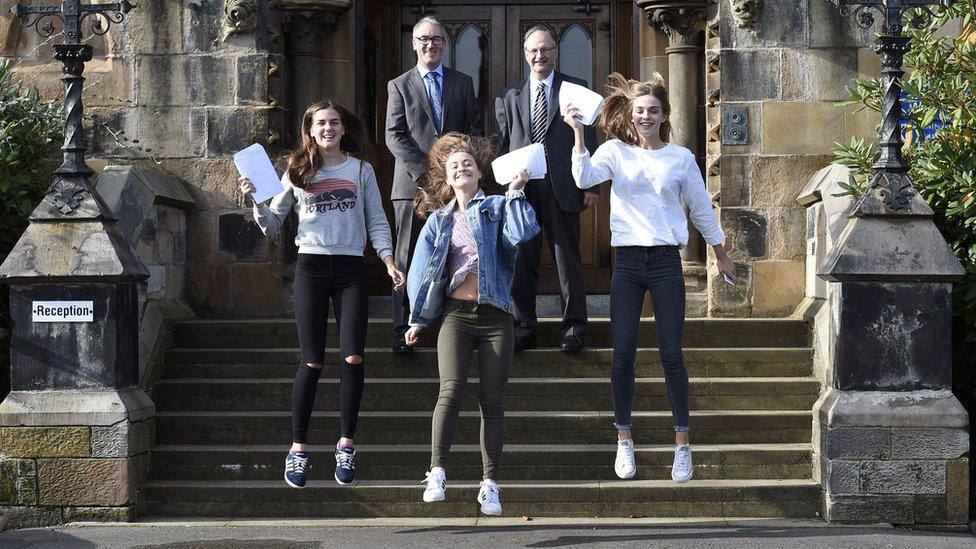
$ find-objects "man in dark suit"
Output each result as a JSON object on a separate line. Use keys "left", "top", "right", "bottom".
{"left": 386, "top": 16, "right": 482, "bottom": 353}
{"left": 495, "top": 24, "right": 599, "bottom": 353}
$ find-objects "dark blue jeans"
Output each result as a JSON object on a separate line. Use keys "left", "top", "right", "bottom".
{"left": 610, "top": 246, "right": 690, "bottom": 433}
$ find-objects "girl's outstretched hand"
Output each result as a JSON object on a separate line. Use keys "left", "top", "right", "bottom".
{"left": 509, "top": 168, "right": 530, "bottom": 192}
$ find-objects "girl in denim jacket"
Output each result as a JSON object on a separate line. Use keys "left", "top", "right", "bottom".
{"left": 404, "top": 133, "right": 540, "bottom": 516}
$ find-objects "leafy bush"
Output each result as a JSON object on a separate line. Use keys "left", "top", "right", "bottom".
{"left": 833, "top": 2, "right": 976, "bottom": 519}
{"left": 0, "top": 59, "right": 63, "bottom": 400}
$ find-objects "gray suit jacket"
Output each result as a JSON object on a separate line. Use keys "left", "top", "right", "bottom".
{"left": 385, "top": 66, "right": 483, "bottom": 200}
{"left": 494, "top": 72, "right": 598, "bottom": 213}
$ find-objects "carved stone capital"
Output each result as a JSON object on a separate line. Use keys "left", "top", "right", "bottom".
{"left": 277, "top": 0, "right": 352, "bottom": 55}
{"left": 635, "top": 1, "right": 708, "bottom": 45}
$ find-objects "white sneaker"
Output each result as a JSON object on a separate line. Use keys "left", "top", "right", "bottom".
{"left": 477, "top": 480, "right": 502, "bottom": 516}
{"left": 614, "top": 438, "right": 637, "bottom": 479}
{"left": 422, "top": 468, "right": 446, "bottom": 502}
{"left": 672, "top": 443, "right": 693, "bottom": 483}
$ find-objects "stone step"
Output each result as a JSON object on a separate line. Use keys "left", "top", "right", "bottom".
{"left": 155, "top": 410, "right": 812, "bottom": 445}
{"left": 171, "top": 318, "right": 810, "bottom": 349}
{"left": 163, "top": 348, "right": 814, "bottom": 379}
{"left": 150, "top": 443, "right": 812, "bottom": 482}
{"left": 139, "top": 479, "right": 821, "bottom": 518}
{"left": 364, "top": 292, "right": 708, "bottom": 318}
{"left": 153, "top": 377, "right": 820, "bottom": 412}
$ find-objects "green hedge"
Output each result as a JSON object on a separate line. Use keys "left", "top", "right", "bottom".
{"left": 0, "top": 60, "right": 63, "bottom": 400}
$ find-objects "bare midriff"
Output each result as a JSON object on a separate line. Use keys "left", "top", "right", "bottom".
{"left": 449, "top": 272, "right": 479, "bottom": 302}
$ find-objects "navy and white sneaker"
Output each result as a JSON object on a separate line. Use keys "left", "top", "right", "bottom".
{"left": 284, "top": 451, "right": 308, "bottom": 489}
{"left": 334, "top": 446, "right": 356, "bottom": 485}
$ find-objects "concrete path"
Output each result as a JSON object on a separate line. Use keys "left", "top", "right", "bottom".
{"left": 0, "top": 519, "right": 974, "bottom": 548}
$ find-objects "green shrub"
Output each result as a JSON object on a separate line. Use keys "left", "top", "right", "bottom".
{"left": 0, "top": 59, "right": 63, "bottom": 400}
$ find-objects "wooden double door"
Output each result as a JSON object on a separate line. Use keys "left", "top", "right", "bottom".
{"left": 365, "top": 1, "right": 615, "bottom": 294}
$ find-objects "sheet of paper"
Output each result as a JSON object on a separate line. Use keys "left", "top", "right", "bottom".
{"left": 233, "top": 143, "right": 283, "bottom": 204}
{"left": 491, "top": 143, "right": 547, "bottom": 185}
{"left": 558, "top": 81, "right": 605, "bottom": 126}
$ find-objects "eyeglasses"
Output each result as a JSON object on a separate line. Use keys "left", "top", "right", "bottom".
{"left": 414, "top": 35, "right": 446, "bottom": 45}
{"left": 524, "top": 47, "right": 556, "bottom": 56}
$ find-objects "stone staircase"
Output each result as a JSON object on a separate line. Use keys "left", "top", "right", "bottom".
{"left": 140, "top": 317, "right": 821, "bottom": 519}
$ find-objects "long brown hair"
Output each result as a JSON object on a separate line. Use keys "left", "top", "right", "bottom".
{"left": 286, "top": 100, "right": 369, "bottom": 189}
{"left": 597, "top": 72, "right": 672, "bottom": 145}
{"left": 414, "top": 132, "right": 495, "bottom": 218}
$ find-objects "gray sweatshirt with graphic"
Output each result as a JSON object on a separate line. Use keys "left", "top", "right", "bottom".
{"left": 253, "top": 156, "right": 394, "bottom": 259}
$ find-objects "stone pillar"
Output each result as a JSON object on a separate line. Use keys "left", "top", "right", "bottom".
{"left": 0, "top": 21, "right": 150, "bottom": 526}
{"left": 0, "top": 132, "right": 151, "bottom": 531}
{"left": 638, "top": 1, "right": 707, "bottom": 265}
{"left": 276, "top": 0, "right": 352, "bottom": 315}
{"left": 279, "top": 0, "right": 352, "bottom": 145}
{"left": 811, "top": 4, "right": 970, "bottom": 525}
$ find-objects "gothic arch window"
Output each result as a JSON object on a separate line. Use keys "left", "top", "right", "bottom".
{"left": 454, "top": 24, "right": 487, "bottom": 98}
{"left": 558, "top": 23, "right": 592, "bottom": 88}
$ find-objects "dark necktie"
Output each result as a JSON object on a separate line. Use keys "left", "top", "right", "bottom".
{"left": 427, "top": 72, "right": 443, "bottom": 134}
{"left": 531, "top": 82, "right": 548, "bottom": 143}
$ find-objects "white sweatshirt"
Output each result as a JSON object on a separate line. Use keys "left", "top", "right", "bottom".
{"left": 571, "top": 139, "right": 724, "bottom": 248}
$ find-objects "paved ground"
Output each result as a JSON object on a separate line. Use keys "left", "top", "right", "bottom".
{"left": 0, "top": 519, "right": 974, "bottom": 549}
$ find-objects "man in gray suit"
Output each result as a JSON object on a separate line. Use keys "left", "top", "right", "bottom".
{"left": 495, "top": 24, "right": 598, "bottom": 353}
{"left": 386, "top": 16, "right": 482, "bottom": 352}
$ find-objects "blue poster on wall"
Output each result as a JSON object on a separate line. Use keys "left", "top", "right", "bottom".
{"left": 900, "top": 91, "right": 949, "bottom": 142}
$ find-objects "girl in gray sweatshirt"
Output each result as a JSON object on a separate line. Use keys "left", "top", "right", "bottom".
{"left": 239, "top": 100, "right": 404, "bottom": 489}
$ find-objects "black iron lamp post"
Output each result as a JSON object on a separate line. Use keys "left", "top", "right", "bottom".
{"left": 825, "top": 0, "right": 953, "bottom": 213}
{"left": 0, "top": 1, "right": 149, "bottom": 420}
{"left": 11, "top": 1, "right": 135, "bottom": 181}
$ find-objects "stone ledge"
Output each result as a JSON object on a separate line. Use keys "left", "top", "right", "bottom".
{"left": 0, "top": 389, "right": 154, "bottom": 427}
{"left": 814, "top": 389, "right": 969, "bottom": 429}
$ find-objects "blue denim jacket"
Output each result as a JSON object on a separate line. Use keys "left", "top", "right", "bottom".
{"left": 407, "top": 189, "right": 540, "bottom": 327}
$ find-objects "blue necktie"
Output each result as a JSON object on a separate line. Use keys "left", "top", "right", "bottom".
{"left": 427, "top": 72, "right": 443, "bottom": 134}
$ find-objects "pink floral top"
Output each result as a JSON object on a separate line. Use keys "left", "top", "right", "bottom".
{"left": 446, "top": 206, "right": 479, "bottom": 294}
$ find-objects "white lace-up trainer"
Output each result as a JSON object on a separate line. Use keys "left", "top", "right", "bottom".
{"left": 614, "top": 438, "right": 637, "bottom": 479}
{"left": 422, "top": 467, "right": 447, "bottom": 502}
{"left": 671, "top": 443, "right": 693, "bottom": 483}
{"left": 477, "top": 479, "right": 502, "bottom": 516}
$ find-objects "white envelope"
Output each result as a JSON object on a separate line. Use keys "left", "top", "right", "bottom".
{"left": 558, "top": 81, "right": 605, "bottom": 126}
{"left": 233, "top": 143, "right": 284, "bottom": 204}
{"left": 491, "top": 143, "right": 547, "bottom": 185}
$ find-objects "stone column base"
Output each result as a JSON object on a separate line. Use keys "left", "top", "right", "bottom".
{"left": 813, "top": 388, "right": 969, "bottom": 525}
{"left": 0, "top": 388, "right": 154, "bottom": 531}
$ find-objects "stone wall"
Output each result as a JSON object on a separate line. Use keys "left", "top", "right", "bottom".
{"left": 2, "top": 1, "right": 362, "bottom": 318}
{"left": 95, "top": 166, "right": 198, "bottom": 390}
{"left": 704, "top": 0, "right": 877, "bottom": 317}
{"left": 0, "top": 389, "right": 154, "bottom": 530}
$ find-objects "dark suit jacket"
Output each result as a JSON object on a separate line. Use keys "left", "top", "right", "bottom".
{"left": 494, "top": 72, "right": 598, "bottom": 213}
{"left": 385, "top": 66, "right": 483, "bottom": 200}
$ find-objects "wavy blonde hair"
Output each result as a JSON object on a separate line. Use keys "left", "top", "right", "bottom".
{"left": 597, "top": 72, "right": 671, "bottom": 145}
{"left": 414, "top": 132, "right": 495, "bottom": 218}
